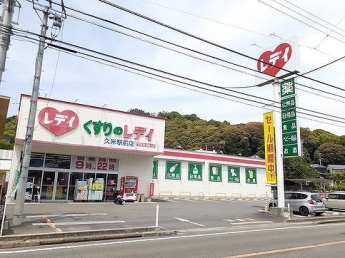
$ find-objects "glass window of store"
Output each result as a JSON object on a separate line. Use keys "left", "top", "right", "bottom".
{"left": 68, "top": 172, "right": 83, "bottom": 200}
{"left": 27, "top": 170, "right": 43, "bottom": 200}
{"left": 28, "top": 153, "right": 119, "bottom": 201}
{"left": 29, "top": 153, "right": 45, "bottom": 167}
{"left": 104, "top": 174, "right": 118, "bottom": 200}
{"left": 45, "top": 153, "right": 71, "bottom": 169}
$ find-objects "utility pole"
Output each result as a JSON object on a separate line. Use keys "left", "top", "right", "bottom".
{"left": 12, "top": 7, "right": 49, "bottom": 226}
{"left": 273, "top": 79, "right": 285, "bottom": 210}
{"left": 0, "top": 0, "right": 16, "bottom": 85}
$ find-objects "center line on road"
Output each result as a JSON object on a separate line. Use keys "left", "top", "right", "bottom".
{"left": 2, "top": 223, "right": 345, "bottom": 254}
{"left": 223, "top": 240, "right": 345, "bottom": 257}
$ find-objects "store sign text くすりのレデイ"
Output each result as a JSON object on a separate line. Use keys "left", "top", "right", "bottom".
{"left": 38, "top": 107, "right": 156, "bottom": 148}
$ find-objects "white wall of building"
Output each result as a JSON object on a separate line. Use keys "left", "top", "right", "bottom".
{"left": 152, "top": 150, "right": 270, "bottom": 199}
{"left": 0, "top": 149, "right": 13, "bottom": 181}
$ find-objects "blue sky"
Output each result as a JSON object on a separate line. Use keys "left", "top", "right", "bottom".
{"left": 1, "top": 0, "right": 345, "bottom": 136}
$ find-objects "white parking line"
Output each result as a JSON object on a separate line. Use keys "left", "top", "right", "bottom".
{"left": 32, "top": 220, "right": 125, "bottom": 226}
{"left": 174, "top": 217, "right": 205, "bottom": 227}
{"left": 25, "top": 213, "right": 107, "bottom": 218}
{"left": 181, "top": 199, "right": 198, "bottom": 203}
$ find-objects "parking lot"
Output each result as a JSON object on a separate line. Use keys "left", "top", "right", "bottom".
{"left": 3, "top": 198, "right": 345, "bottom": 236}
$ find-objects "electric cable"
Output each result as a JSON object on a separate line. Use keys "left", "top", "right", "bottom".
{"left": 13, "top": 30, "right": 345, "bottom": 127}
{"left": 258, "top": 0, "right": 345, "bottom": 44}
{"left": 39, "top": 0, "right": 345, "bottom": 96}
{"left": 97, "top": 0, "right": 345, "bottom": 92}
{"left": 285, "top": 0, "right": 345, "bottom": 34}
{"left": 272, "top": 0, "right": 345, "bottom": 39}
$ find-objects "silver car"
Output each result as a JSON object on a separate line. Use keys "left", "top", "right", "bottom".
{"left": 269, "top": 191, "right": 326, "bottom": 216}
{"left": 324, "top": 191, "right": 345, "bottom": 211}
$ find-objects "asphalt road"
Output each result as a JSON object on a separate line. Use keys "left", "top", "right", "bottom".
{"left": 2, "top": 221, "right": 345, "bottom": 257}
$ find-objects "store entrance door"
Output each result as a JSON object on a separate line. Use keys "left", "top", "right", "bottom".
{"left": 41, "top": 171, "right": 55, "bottom": 201}
{"left": 41, "top": 171, "right": 69, "bottom": 201}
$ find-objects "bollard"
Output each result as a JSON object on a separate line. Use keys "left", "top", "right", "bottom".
{"left": 155, "top": 204, "right": 159, "bottom": 227}
{"left": 264, "top": 192, "right": 269, "bottom": 213}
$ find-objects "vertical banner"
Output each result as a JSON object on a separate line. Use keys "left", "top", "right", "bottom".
{"left": 152, "top": 160, "right": 158, "bottom": 179}
{"left": 188, "top": 163, "right": 202, "bottom": 181}
{"left": 263, "top": 112, "right": 277, "bottom": 184}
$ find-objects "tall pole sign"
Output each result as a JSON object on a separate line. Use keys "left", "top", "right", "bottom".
{"left": 257, "top": 38, "right": 300, "bottom": 212}
{"left": 280, "top": 78, "right": 300, "bottom": 158}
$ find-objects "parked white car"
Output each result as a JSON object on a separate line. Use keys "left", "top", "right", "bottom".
{"left": 324, "top": 191, "right": 345, "bottom": 211}
{"left": 269, "top": 191, "right": 326, "bottom": 216}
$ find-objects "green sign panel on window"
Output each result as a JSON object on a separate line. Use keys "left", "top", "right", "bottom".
{"left": 209, "top": 165, "right": 222, "bottom": 182}
{"left": 188, "top": 163, "right": 202, "bottom": 181}
{"left": 245, "top": 168, "right": 257, "bottom": 184}
{"left": 152, "top": 160, "right": 158, "bottom": 179}
{"left": 166, "top": 161, "right": 181, "bottom": 180}
{"left": 228, "top": 166, "right": 240, "bottom": 183}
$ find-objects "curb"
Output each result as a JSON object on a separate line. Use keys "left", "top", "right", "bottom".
{"left": 287, "top": 215, "right": 345, "bottom": 223}
{"left": 0, "top": 227, "right": 177, "bottom": 249}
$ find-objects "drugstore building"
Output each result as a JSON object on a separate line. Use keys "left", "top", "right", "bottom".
{"left": 8, "top": 95, "right": 270, "bottom": 202}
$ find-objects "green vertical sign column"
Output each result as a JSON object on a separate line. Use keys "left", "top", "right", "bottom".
{"left": 280, "top": 78, "right": 299, "bottom": 158}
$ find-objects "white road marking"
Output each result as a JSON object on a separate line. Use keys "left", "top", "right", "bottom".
{"left": 181, "top": 199, "right": 198, "bottom": 203}
{"left": 25, "top": 213, "right": 107, "bottom": 218}
{"left": 2, "top": 223, "right": 345, "bottom": 254}
{"left": 174, "top": 217, "right": 205, "bottom": 227}
{"left": 32, "top": 220, "right": 125, "bottom": 226}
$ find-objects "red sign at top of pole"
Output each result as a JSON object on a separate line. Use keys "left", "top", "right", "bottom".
{"left": 257, "top": 43, "right": 292, "bottom": 77}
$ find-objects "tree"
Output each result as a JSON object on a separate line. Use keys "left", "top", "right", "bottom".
{"left": 302, "top": 129, "right": 341, "bottom": 161}
{"left": 128, "top": 108, "right": 151, "bottom": 116}
{"left": 283, "top": 157, "right": 318, "bottom": 179}
{"left": 0, "top": 139, "right": 13, "bottom": 149}
{"left": 314, "top": 142, "right": 345, "bottom": 165}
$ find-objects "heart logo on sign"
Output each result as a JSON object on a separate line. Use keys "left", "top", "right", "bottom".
{"left": 257, "top": 43, "right": 292, "bottom": 76}
{"left": 38, "top": 107, "right": 79, "bottom": 136}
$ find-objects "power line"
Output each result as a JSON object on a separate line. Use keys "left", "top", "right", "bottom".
{"left": 97, "top": 0, "right": 345, "bottom": 93}
{"left": 285, "top": 0, "right": 345, "bottom": 34}
{"left": 258, "top": 0, "right": 345, "bottom": 44}
{"left": 137, "top": 0, "right": 270, "bottom": 37}
{"left": 39, "top": 0, "right": 345, "bottom": 98}
{"left": 272, "top": 0, "right": 345, "bottom": 39}
{"left": 13, "top": 30, "right": 345, "bottom": 126}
